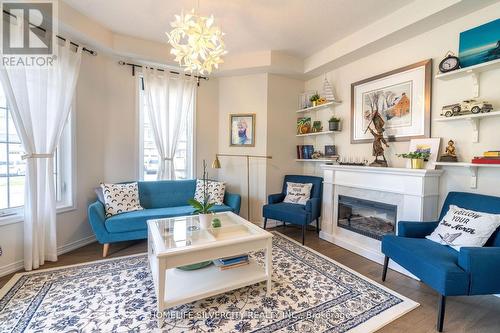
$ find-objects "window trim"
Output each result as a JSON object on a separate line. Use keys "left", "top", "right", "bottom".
{"left": 0, "top": 107, "right": 76, "bottom": 227}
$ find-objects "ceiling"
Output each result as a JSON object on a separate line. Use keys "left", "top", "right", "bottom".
{"left": 62, "top": 0, "right": 413, "bottom": 58}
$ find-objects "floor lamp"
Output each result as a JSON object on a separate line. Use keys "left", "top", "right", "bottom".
{"left": 212, "top": 153, "right": 272, "bottom": 221}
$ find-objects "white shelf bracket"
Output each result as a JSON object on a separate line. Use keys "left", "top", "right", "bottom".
{"left": 469, "top": 166, "right": 478, "bottom": 189}
{"left": 470, "top": 71, "right": 480, "bottom": 98}
{"left": 468, "top": 118, "right": 479, "bottom": 143}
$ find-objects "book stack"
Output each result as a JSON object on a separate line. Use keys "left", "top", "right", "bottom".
{"left": 296, "top": 145, "right": 314, "bottom": 159}
{"left": 472, "top": 151, "right": 500, "bottom": 164}
{"left": 213, "top": 254, "right": 249, "bottom": 270}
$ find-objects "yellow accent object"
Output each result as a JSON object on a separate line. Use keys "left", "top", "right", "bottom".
{"left": 411, "top": 159, "right": 425, "bottom": 169}
{"left": 484, "top": 151, "right": 500, "bottom": 157}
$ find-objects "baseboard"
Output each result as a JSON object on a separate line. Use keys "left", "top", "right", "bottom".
{"left": 0, "top": 235, "right": 96, "bottom": 278}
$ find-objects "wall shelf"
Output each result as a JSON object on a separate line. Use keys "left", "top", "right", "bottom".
{"left": 296, "top": 130, "right": 338, "bottom": 137}
{"left": 435, "top": 58, "right": 500, "bottom": 98}
{"left": 434, "top": 161, "right": 500, "bottom": 189}
{"left": 296, "top": 100, "right": 341, "bottom": 113}
{"left": 434, "top": 111, "right": 500, "bottom": 143}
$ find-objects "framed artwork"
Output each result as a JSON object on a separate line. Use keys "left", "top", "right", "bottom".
{"left": 324, "top": 145, "right": 337, "bottom": 157}
{"left": 459, "top": 19, "right": 500, "bottom": 68}
{"left": 229, "top": 113, "right": 255, "bottom": 147}
{"left": 350, "top": 59, "right": 432, "bottom": 144}
{"left": 408, "top": 138, "right": 441, "bottom": 169}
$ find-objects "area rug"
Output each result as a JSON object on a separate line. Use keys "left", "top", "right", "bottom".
{"left": 0, "top": 232, "right": 418, "bottom": 332}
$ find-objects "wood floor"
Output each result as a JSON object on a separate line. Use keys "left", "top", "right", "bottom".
{"left": 1, "top": 226, "right": 499, "bottom": 333}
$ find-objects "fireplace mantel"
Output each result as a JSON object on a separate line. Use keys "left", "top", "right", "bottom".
{"left": 320, "top": 165, "right": 443, "bottom": 277}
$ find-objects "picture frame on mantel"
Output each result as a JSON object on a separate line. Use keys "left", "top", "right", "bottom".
{"left": 350, "top": 59, "right": 432, "bottom": 144}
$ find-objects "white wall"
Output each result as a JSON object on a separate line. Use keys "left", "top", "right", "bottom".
{"left": 304, "top": 3, "right": 500, "bottom": 206}
{"left": 217, "top": 74, "right": 268, "bottom": 222}
{"left": 0, "top": 52, "right": 220, "bottom": 277}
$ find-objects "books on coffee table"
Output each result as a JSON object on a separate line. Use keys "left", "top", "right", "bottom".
{"left": 214, "top": 254, "right": 249, "bottom": 270}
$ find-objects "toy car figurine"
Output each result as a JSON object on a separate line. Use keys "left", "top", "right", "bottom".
{"left": 441, "top": 100, "right": 493, "bottom": 117}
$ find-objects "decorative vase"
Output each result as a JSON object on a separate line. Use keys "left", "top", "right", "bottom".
{"left": 411, "top": 159, "right": 424, "bottom": 169}
{"left": 329, "top": 121, "right": 340, "bottom": 131}
{"left": 198, "top": 213, "right": 212, "bottom": 229}
{"left": 311, "top": 101, "right": 317, "bottom": 107}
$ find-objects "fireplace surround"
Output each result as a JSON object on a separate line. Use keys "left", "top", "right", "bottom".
{"left": 321, "top": 165, "right": 443, "bottom": 276}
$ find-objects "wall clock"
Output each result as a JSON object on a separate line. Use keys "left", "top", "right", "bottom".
{"left": 439, "top": 53, "right": 460, "bottom": 73}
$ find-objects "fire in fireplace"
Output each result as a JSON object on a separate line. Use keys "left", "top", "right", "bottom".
{"left": 337, "top": 195, "right": 397, "bottom": 240}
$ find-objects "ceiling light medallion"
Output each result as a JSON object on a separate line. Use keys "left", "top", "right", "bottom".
{"left": 166, "top": 9, "right": 226, "bottom": 75}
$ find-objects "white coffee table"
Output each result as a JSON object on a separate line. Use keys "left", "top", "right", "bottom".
{"left": 147, "top": 212, "right": 273, "bottom": 327}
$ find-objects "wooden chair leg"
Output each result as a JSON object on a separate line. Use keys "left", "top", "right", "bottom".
{"left": 263, "top": 218, "right": 268, "bottom": 229}
{"left": 382, "top": 256, "right": 389, "bottom": 281}
{"left": 301, "top": 224, "right": 305, "bottom": 245}
{"left": 437, "top": 295, "right": 446, "bottom": 332}
{"left": 102, "top": 243, "right": 110, "bottom": 258}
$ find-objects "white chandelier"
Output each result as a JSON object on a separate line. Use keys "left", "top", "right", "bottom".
{"left": 166, "top": 9, "right": 226, "bottom": 75}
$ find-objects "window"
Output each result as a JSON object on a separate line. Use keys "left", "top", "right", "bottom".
{"left": 0, "top": 85, "right": 73, "bottom": 218}
{"left": 139, "top": 77, "right": 194, "bottom": 181}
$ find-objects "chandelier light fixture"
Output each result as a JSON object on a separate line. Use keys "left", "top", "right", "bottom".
{"left": 166, "top": 9, "right": 227, "bottom": 75}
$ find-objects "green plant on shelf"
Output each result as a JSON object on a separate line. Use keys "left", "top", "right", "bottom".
{"left": 309, "top": 93, "right": 320, "bottom": 102}
{"left": 397, "top": 151, "right": 430, "bottom": 160}
{"left": 329, "top": 116, "right": 340, "bottom": 123}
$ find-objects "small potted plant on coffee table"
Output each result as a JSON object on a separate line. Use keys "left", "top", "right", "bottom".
{"left": 188, "top": 160, "right": 214, "bottom": 228}
{"left": 329, "top": 116, "right": 341, "bottom": 131}
{"left": 397, "top": 151, "right": 430, "bottom": 169}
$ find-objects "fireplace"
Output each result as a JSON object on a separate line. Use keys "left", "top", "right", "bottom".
{"left": 337, "top": 195, "right": 396, "bottom": 240}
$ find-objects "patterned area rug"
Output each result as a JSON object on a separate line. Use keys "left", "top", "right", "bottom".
{"left": 0, "top": 232, "right": 418, "bottom": 332}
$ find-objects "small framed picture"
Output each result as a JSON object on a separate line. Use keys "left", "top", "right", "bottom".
{"left": 325, "top": 145, "right": 337, "bottom": 157}
{"left": 230, "top": 114, "right": 255, "bottom": 147}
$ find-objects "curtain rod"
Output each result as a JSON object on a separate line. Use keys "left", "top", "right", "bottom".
{"left": 2, "top": 10, "right": 97, "bottom": 56}
{"left": 118, "top": 61, "right": 208, "bottom": 86}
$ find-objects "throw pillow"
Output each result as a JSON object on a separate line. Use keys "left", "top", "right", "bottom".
{"left": 426, "top": 205, "right": 500, "bottom": 250}
{"left": 194, "top": 179, "right": 226, "bottom": 205}
{"left": 283, "top": 182, "right": 312, "bottom": 205}
{"left": 94, "top": 187, "right": 105, "bottom": 204}
{"left": 100, "top": 182, "right": 143, "bottom": 218}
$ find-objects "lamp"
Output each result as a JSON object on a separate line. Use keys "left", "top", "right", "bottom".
{"left": 212, "top": 153, "right": 272, "bottom": 221}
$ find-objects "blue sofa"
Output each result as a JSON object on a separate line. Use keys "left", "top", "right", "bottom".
{"left": 381, "top": 192, "right": 500, "bottom": 332}
{"left": 88, "top": 180, "right": 241, "bottom": 257}
{"left": 262, "top": 175, "right": 323, "bottom": 245}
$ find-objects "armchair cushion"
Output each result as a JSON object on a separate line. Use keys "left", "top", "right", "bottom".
{"left": 263, "top": 202, "right": 310, "bottom": 225}
{"left": 283, "top": 182, "right": 312, "bottom": 205}
{"left": 382, "top": 235, "right": 469, "bottom": 296}
{"left": 458, "top": 247, "right": 500, "bottom": 295}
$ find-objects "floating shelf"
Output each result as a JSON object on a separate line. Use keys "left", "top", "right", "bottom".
{"left": 296, "top": 100, "right": 341, "bottom": 113}
{"left": 296, "top": 130, "right": 338, "bottom": 137}
{"left": 435, "top": 58, "right": 500, "bottom": 98}
{"left": 434, "top": 161, "right": 500, "bottom": 188}
{"left": 295, "top": 159, "right": 338, "bottom": 162}
{"left": 434, "top": 111, "right": 500, "bottom": 143}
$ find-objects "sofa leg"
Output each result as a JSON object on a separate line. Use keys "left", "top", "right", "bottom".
{"left": 283, "top": 221, "right": 286, "bottom": 228}
{"left": 263, "top": 218, "right": 267, "bottom": 229}
{"left": 316, "top": 218, "right": 320, "bottom": 233}
{"left": 382, "top": 256, "right": 389, "bottom": 281}
{"left": 103, "top": 243, "right": 110, "bottom": 258}
{"left": 437, "top": 295, "right": 446, "bottom": 332}
{"left": 301, "top": 224, "right": 305, "bottom": 245}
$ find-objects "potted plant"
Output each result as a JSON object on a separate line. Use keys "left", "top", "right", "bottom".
{"left": 397, "top": 151, "right": 430, "bottom": 169}
{"left": 328, "top": 116, "right": 341, "bottom": 131}
{"left": 188, "top": 160, "right": 214, "bottom": 228}
{"left": 310, "top": 93, "right": 320, "bottom": 107}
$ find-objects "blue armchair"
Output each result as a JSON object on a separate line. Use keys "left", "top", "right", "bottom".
{"left": 262, "top": 175, "right": 323, "bottom": 245}
{"left": 381, "top": 192, "right": 500, "bottom": 332}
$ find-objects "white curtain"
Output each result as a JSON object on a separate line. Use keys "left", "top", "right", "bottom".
{"left": 0, "top": 41, "right": 82, "bottom": 271}
{"left": 143, "top": 68, "right": 196, "bottom": 180}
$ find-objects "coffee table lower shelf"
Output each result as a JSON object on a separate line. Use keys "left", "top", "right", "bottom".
{"left": 162, "top": 259, "right": 268, "bottom": 308}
